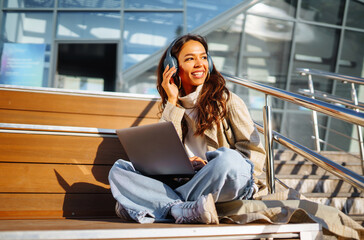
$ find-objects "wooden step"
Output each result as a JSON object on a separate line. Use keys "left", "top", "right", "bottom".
{"left": 0, "top": 87, "right": 159, "bottom": 129}
{"left": 0, "top": 219, "right": 322, "bottom": 239}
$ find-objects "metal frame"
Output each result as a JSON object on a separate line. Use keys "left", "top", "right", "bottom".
{"left": 263, "top": 94, "right": 275, "bottom": 193}
{"left": 223, "top": 73, "right": 364, "bottom": 192}
{"left": 298, "top": 68, "right": 364, "bottom": 175}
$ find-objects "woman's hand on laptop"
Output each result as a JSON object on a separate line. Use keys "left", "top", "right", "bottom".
{"left": 190, "top": 156, "right": 207, "bottom": 171}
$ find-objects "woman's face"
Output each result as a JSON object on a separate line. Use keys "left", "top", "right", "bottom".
{"left": 177, "top": 40, "right": 209, "bottom": 95}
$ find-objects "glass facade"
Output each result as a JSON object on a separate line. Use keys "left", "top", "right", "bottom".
{"left": 1, "top": 0, "right": 364, "bottom": 153}
{"left": 123, "top": 12, "right": 183, "bottom": 69}
{"left": 56, "top": 12, "right": 121, "bottom": 39}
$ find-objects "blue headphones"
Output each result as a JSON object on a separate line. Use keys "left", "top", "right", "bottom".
{"left": 163, "top": 37, "right": 214, "bottom": 77}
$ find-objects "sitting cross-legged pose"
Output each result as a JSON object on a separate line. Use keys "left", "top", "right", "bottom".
{"left": 108, "top": 34, "right": 266, "bottom": 224}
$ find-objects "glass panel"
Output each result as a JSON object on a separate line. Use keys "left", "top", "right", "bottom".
{"left": 247, "top": 0, "right": 297, "bottom": 19}
{"left": 58, "top": 76, "right": 104, "bottom": 91}
{"left": 206, "top": 14, "right": 244, "bottom": 76}
{"left": 325, "top": 118, "right": 354, "bottom": 152}
{"left": 0, "top": 43, "right": 50, "bottom": 87}
{"left": 125, "top": 0, "right": 183, "bottom": 9}
{"left": 300, "top": 0, "right": 345, "bottom": 25}
{"left": 347, "top": 0, "right": 364, "bottom": 29}
{"left": 337, "top": 30, "right": 364, "bottom": 100}
{"left": 2, "top": 12, "right": 53, "bottom": 43}
{"left": 120, "top": 66, "right": 159, "bottom": 95}
{"left": 281, "top": 109, "right": 321, "bottom": 149}
{"left": 58, "top": 0, "right": 120, "bottom": 8}
{"left": 242, "top": 15, "right": 293, "bottom": 92}
{"left": 4, "top": 0, "right": 54, "bottom": 8}
{"left": 0, "top": 12, "right": 52, "bottom": 87}
{"left": 57, "top": 12, "right": 120, "bottom": 39}
{"left": 123, "top": 12, "right": 183, "bottom": 70}
{"left": 187, "top": 0, "right": 242, "bottom": 31}
{"left": 290, "top": 23, "right": 340, "bottom": 95}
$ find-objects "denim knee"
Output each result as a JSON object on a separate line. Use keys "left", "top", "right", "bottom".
{"left": 206, "top": 147, "right": 253, "bottom": 180}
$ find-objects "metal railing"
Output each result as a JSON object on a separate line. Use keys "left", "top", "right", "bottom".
{"left": 297, "top": 68, "right": 364, "bottom": 175}
{"left": 222, "top": 73, "right": 364, "bottom": 193}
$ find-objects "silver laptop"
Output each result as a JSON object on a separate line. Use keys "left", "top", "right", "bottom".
{"left": 116, "top": 122, "right": 195, "bottom": 178}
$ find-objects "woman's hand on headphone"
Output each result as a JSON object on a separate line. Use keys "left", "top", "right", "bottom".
{"left": 162, "top": 65, "right": 179, "bottom": 106}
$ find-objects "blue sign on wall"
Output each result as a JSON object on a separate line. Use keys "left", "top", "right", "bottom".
{"left": 0, "top": 43, "right": 46, "bottom": 87}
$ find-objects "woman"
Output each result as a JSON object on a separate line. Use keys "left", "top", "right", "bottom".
{"left": 109, "top": 34, "right": 265, "bottom": 224}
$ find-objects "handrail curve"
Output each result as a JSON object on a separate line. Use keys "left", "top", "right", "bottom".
{"left": 223, "top": 73, "right": 364, "bottom": 192}
{"left": 297, "top": 68, "right": 364, "bottom": 85}
{"left": 255, "top": 123, "right": 364, "bottom": 191}
{"left": 223, "top": 73, "right": 364, "bottom": 127}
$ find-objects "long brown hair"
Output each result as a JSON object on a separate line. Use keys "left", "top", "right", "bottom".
{"left": 157, "top": 34, "right": 230, "bottom": 136}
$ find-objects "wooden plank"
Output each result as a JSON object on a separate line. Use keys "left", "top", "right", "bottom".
{"left": 0, "top": 193, "right": 116, "bottom": 219}
{"left": 0, "top": 163, "right": 111, "bottom": 193}
{"left": 0, "top": 90, "right": 160, "bottom": 118}
{"left": 0, "top": 222, "right": 321, "bottom": 239}
{"left": 0, "top": 109, "right": 159, "bottom": 129}
{"left": 0, "top": 132, "right": 127, "bottom": 164}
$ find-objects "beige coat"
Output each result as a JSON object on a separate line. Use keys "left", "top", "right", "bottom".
{"left": 160, "top": 92, "right": 266, "bottom": 178}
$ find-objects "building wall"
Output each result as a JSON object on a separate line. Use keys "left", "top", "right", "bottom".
{"left": 1, "top": 0, "right": 364, "bottom": 152}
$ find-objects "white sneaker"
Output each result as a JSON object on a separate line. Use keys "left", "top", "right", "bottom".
{"left": 171, "top": 194, "right": 219, "bottom": 224}
{"left": 115, "top": 201, "right": 133, "bottom": 222}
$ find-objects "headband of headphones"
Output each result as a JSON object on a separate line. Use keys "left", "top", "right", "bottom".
{"left": 163, "top": 36, "right": 213, "bottom": 75}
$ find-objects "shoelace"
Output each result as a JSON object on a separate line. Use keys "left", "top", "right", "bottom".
{"left": 115, "top": 202, "right": 132, "bottom": 220}
{"left": 175, "top": 201, "right": 202, "bottom": 223}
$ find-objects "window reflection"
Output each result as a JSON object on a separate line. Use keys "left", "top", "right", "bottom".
{"left": 207, "top": 14, "right": 243, "bottom": 76}
{"left": 242, "top": 15, "right": 293, "bottom": 90}
{"left": 125, "top": 0, "right": 183, "bottom": 9}
{"left": 57, "top": 12, "right": 120, "bottom": 39}
{"left": 291, "top": 23, "right": 341, "bottom": 94}
{"left": 347, "top": 0, "right": 364, "bottom": 29}
{"left": 300, "top": 0, "right": 345, "bottom": 25}
{"left": 337, "top": 30, "right": 364, "bottom": 100}
{"left": 124, "top": 67, "right": 159, "bottom": 95}
{"left": 4, "top": 0, "right": 54, "bottom": 8}
{"left": 3, "top": 12, "right": 53, "bottom": 43}
{"left": 58, "top": 0, "right": 120, "bottom": 8}
{"left": 247, "top": 0, "right": 297, "bottom": 19}
{"left": 187, "top": 0, "right": 242, "bottom": 31}
{"left": 123, "top": 12, "right": 183, "bottom": 70}
{"left": 0, "top": 12, "right": 52, "bottom": 88}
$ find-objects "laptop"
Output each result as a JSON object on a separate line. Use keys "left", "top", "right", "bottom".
{"left": 115, "top": 122, "right": 195, "bottom": 179}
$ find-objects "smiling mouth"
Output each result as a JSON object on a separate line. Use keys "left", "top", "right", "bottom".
{"left": 192, "top": 71, "right": 204, "bottom": 77}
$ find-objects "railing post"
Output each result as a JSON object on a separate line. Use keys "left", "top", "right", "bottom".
{"left": 263, "top": 94, "right": 275, "bottom": 194}
{"left": 307, "top": 74, "right": 321, "bottom": 152}
{"left": 350, "top": 83, "right": 364, "bottom": 175}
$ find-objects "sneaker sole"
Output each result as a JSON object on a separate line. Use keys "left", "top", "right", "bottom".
{"left": 201, "top": 194, "right": 219, "bottom": 224}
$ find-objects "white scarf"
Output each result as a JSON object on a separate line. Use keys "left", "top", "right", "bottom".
{"left": 179, "top": 85, "right": 207, "bottom": 160}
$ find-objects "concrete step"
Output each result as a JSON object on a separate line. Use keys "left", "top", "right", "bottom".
{"left": 258, "top": 175, "right": 359, "bottom": 194}
{"left": 273, "top": 160, "right": 362, "bottom": 176}
{"left": 270, "top": 150, "right": 364, "bottom": 226}
{"left": 350, "top": 215, "right": 364, "bottom": 227}
{"left": 274, "top": 149, "right": 363, "bottom": 164}
{"left": 304, "top": 193, "right": 364, "bottom": 215}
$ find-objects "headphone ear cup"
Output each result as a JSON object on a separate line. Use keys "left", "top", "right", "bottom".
{"left": 163, "top": 56, "right": 178, "bottom": 77}
{"left": 207, "top": 54, "right": 213, "bottom": 74}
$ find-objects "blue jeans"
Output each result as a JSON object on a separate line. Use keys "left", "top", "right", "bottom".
{"left": 108, "top": 147, "right": 254, "bottom": 223}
